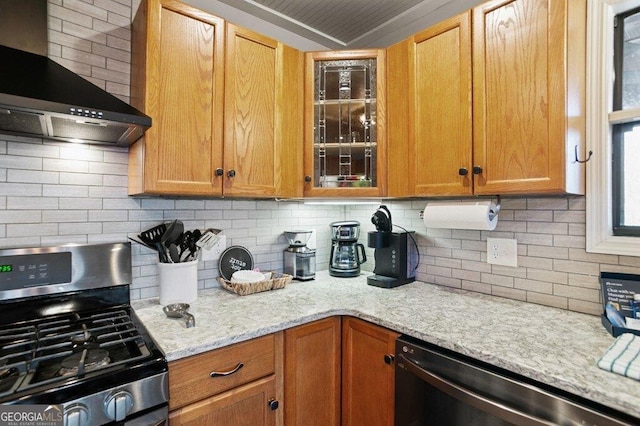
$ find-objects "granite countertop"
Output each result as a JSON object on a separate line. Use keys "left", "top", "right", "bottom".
{"left": 132, "top": 271, "right": 640, "bottom": 419}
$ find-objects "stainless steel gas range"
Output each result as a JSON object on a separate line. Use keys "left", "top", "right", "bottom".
{"left": 0, "top": 243, "right": 168, "bottom": 425}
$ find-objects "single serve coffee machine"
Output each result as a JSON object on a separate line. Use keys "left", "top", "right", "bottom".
{"left": 367, "top": 205, "right": 417, "bottom": 288}
{"left": 283, "top": 230, "right": 316, "bottom": 280}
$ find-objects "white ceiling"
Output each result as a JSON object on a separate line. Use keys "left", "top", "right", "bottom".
{"left": 185, "top": 0, "right": 486, "bottom": 50}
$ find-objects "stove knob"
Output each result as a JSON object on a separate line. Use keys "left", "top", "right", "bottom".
{"left": 64, "top": 403, "right": 89, "bottom": 426}
{"left": 104, "top": 390, "right": 134, "bottom": 422}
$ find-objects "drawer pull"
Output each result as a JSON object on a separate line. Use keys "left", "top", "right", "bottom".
{"left": 209, "top": 362, "right": 244, "bottom": 378}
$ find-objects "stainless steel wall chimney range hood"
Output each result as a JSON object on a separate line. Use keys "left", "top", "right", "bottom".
{"left": 0, "top": 1, "right": 151, "bottom": 146}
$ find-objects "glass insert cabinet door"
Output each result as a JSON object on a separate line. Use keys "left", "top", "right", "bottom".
{"left": 304, "top": 50, "right": 386, "bottom": 196}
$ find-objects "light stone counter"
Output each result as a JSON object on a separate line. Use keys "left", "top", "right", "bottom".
{"left": 132, "top": 271, "right": 640, "bottom": 420}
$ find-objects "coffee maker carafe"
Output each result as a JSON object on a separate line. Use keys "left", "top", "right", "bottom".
{"left": 329, "top": 221, "right": 367, "bottom": 277}
{"left": 283, "top": 231, "right": 316, "bottom": 281}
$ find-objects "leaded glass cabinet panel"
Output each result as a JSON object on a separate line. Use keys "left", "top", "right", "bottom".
{"left": 304, "top": 50, "right": 386, "bottom": 197}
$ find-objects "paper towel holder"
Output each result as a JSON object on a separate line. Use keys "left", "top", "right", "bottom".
{"left": 419, "top": 196, "right": 501, "bottom": 220}
{"left": 488, "top": 196, "right": 501, "bottom": 221}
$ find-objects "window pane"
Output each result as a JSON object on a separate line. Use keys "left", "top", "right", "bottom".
{"left": 618, "top": 9, "right": 640, "bottom": 109}
{"left": 613, "top": 122, "right": 640, "bottom": 233}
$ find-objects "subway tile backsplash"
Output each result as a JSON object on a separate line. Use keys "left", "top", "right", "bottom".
{"left": 0, "top": 136, "right": 342, "bottom": 300}
{"left": 347, "top": 199, "right": 640, "bottom": 316}
{"left": 2, "top": 1, "right": 640, "bottom": 316}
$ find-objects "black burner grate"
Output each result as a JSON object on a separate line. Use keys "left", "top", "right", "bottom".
{"left": 0, "top": 308, "right": 151, "bottom": 398}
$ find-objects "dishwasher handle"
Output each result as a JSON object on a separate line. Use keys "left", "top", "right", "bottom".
{"left": 398, "top": 353, "right": 554, "bottom": 426}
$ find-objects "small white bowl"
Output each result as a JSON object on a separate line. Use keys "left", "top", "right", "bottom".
{"left": 230, "top": 270, "right": 265, "bottom": 283}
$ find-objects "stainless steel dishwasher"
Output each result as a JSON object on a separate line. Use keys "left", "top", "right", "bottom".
{"left": 395, "top": 335, "right": 638, "bottom": 425}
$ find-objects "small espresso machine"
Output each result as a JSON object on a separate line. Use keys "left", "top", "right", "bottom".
{"left": 329, "top": 221, "right": 367, "bottom": 277}
{"left": 283, "top": 230, "right": 316, "bottom": 280}
{"left": 367, "top": 205, "right": 417, "bottom": 288}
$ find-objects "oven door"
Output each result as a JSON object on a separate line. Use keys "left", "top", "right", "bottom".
{"left": 395, "top": 336, "right": 635, "bottom": 426}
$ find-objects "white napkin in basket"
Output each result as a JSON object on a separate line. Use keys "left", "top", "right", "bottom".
{"left": 230, "top": 270, "right": 266, "bottom": 283}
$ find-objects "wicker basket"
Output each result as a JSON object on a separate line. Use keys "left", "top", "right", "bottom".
{"left": 217, "top": 272, "right": 293, "bottom": 296}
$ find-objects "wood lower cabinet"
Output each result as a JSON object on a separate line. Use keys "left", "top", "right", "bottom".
{"left": 169, "top": 376, "right": 277, "bottom": 426}
{"left": 283, "top": 317, "right": 398, "bottom": 426}
{"left": 284, "top": 317, "right": 341, "bottom": 426}
{"left": 167, "top": 317, "right": 398, "bottom": 425}
{"left": 167, "top": 333, "right": 283, "bottom": 426}
{"left": 129, "top": 0, "right": 302, "bottom": 197}
{"left": 341, "top": 317, "right": 400, "bottom": 426}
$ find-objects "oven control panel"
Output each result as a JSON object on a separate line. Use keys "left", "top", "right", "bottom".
{"left": 0, "top": 252, "right": 71, "bottom": 289}
{"left": 0, "top": 243, "right": 131, "bottom": 301}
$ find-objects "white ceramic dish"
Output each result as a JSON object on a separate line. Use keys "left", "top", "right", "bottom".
{"left": 230, "top": 270, "right": 265, "bottom": 283}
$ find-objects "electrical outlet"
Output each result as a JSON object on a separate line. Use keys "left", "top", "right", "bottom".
{"left": 201, "top": 235, "right": 226, "bottom": 262}
{"left": 486, "top": 238, "right": 518, "bottom": 267}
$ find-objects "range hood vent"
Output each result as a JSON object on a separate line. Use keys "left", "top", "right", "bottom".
{"left": 0, "top": 45, "right": 150, "bottom": 146}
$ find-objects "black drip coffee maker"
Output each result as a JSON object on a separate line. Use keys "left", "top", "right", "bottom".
{"left": 329, "top": 221, "right": 367, "bottom": 277}
{"left": 367, "top": 205, "right": 417, "bottom": 288}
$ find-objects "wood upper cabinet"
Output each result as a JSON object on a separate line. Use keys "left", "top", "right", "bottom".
{"left": 413, "top": 12, "right": 473, "bottom": 197}
{"left": 388, "top": 0, "right": 586, "bottom": 197}
{"left": 129, "top": 0, "right": 224, "bottom": 196}
{"left": 284, "top": 317, "right": 341, "bottom": 426}
{"left": 129, "top": 0, "right": 303, "bottom": 198}
{"left": 388, "top": 12, "right": 473, "bottom": 197}
{"left": 303, "top": 50, "right": 387, "bottom": 197}
{"left": 472, "top": 0, "right": 585, "bottom": 195}
{"left": 223, "top": 24, "right": 302, "bottom": 198}
{"left": 341, "top": 317, "right": 399, "bottom": 426}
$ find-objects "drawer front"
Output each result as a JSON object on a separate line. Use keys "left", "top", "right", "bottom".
{"left": 169, "top": 334, "right": 275, "bottom": 410}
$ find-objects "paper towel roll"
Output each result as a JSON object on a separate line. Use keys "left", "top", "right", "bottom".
{"left": 422, "top": 201, "right": 498, "bottom": 230}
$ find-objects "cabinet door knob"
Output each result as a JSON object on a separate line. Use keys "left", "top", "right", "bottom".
{"left": 472, "top": 166, "right": 483, "bottom": 175}
{"left": 304, "top": 175, "right": 312, "bottom": 183}
{"left": 383, "top": 354, "right": 395, "bottom": 365}
{"left": 215, "top": 168, "right": 224, "bottom": 176}
{"left": 227, "top": 169, "right": 236, "bottom": 178}
{"left": 268, "top": 398, "right": 279, "bottom": 411}
{"left": 458, "top": 168, "right": 468, "bottom": 176}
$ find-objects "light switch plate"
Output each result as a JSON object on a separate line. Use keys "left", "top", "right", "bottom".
{"left": 487, "top": 238, "right": 518, "bottom": 267}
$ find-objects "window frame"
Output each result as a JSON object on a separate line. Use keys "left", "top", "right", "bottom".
{"left": 611, "top": 6, "right": 640, "bottom": 236}
{"left": 586, "top": 0, "right": 640, "bottom": 255}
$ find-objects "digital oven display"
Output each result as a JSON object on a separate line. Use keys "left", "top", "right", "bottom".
{"left": 0, "top": 252, "right": 71, "bottom": 289}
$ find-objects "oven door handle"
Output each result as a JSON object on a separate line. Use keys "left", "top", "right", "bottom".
{"left": 398, "top": 354, "right": 555, "bottom": 426}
